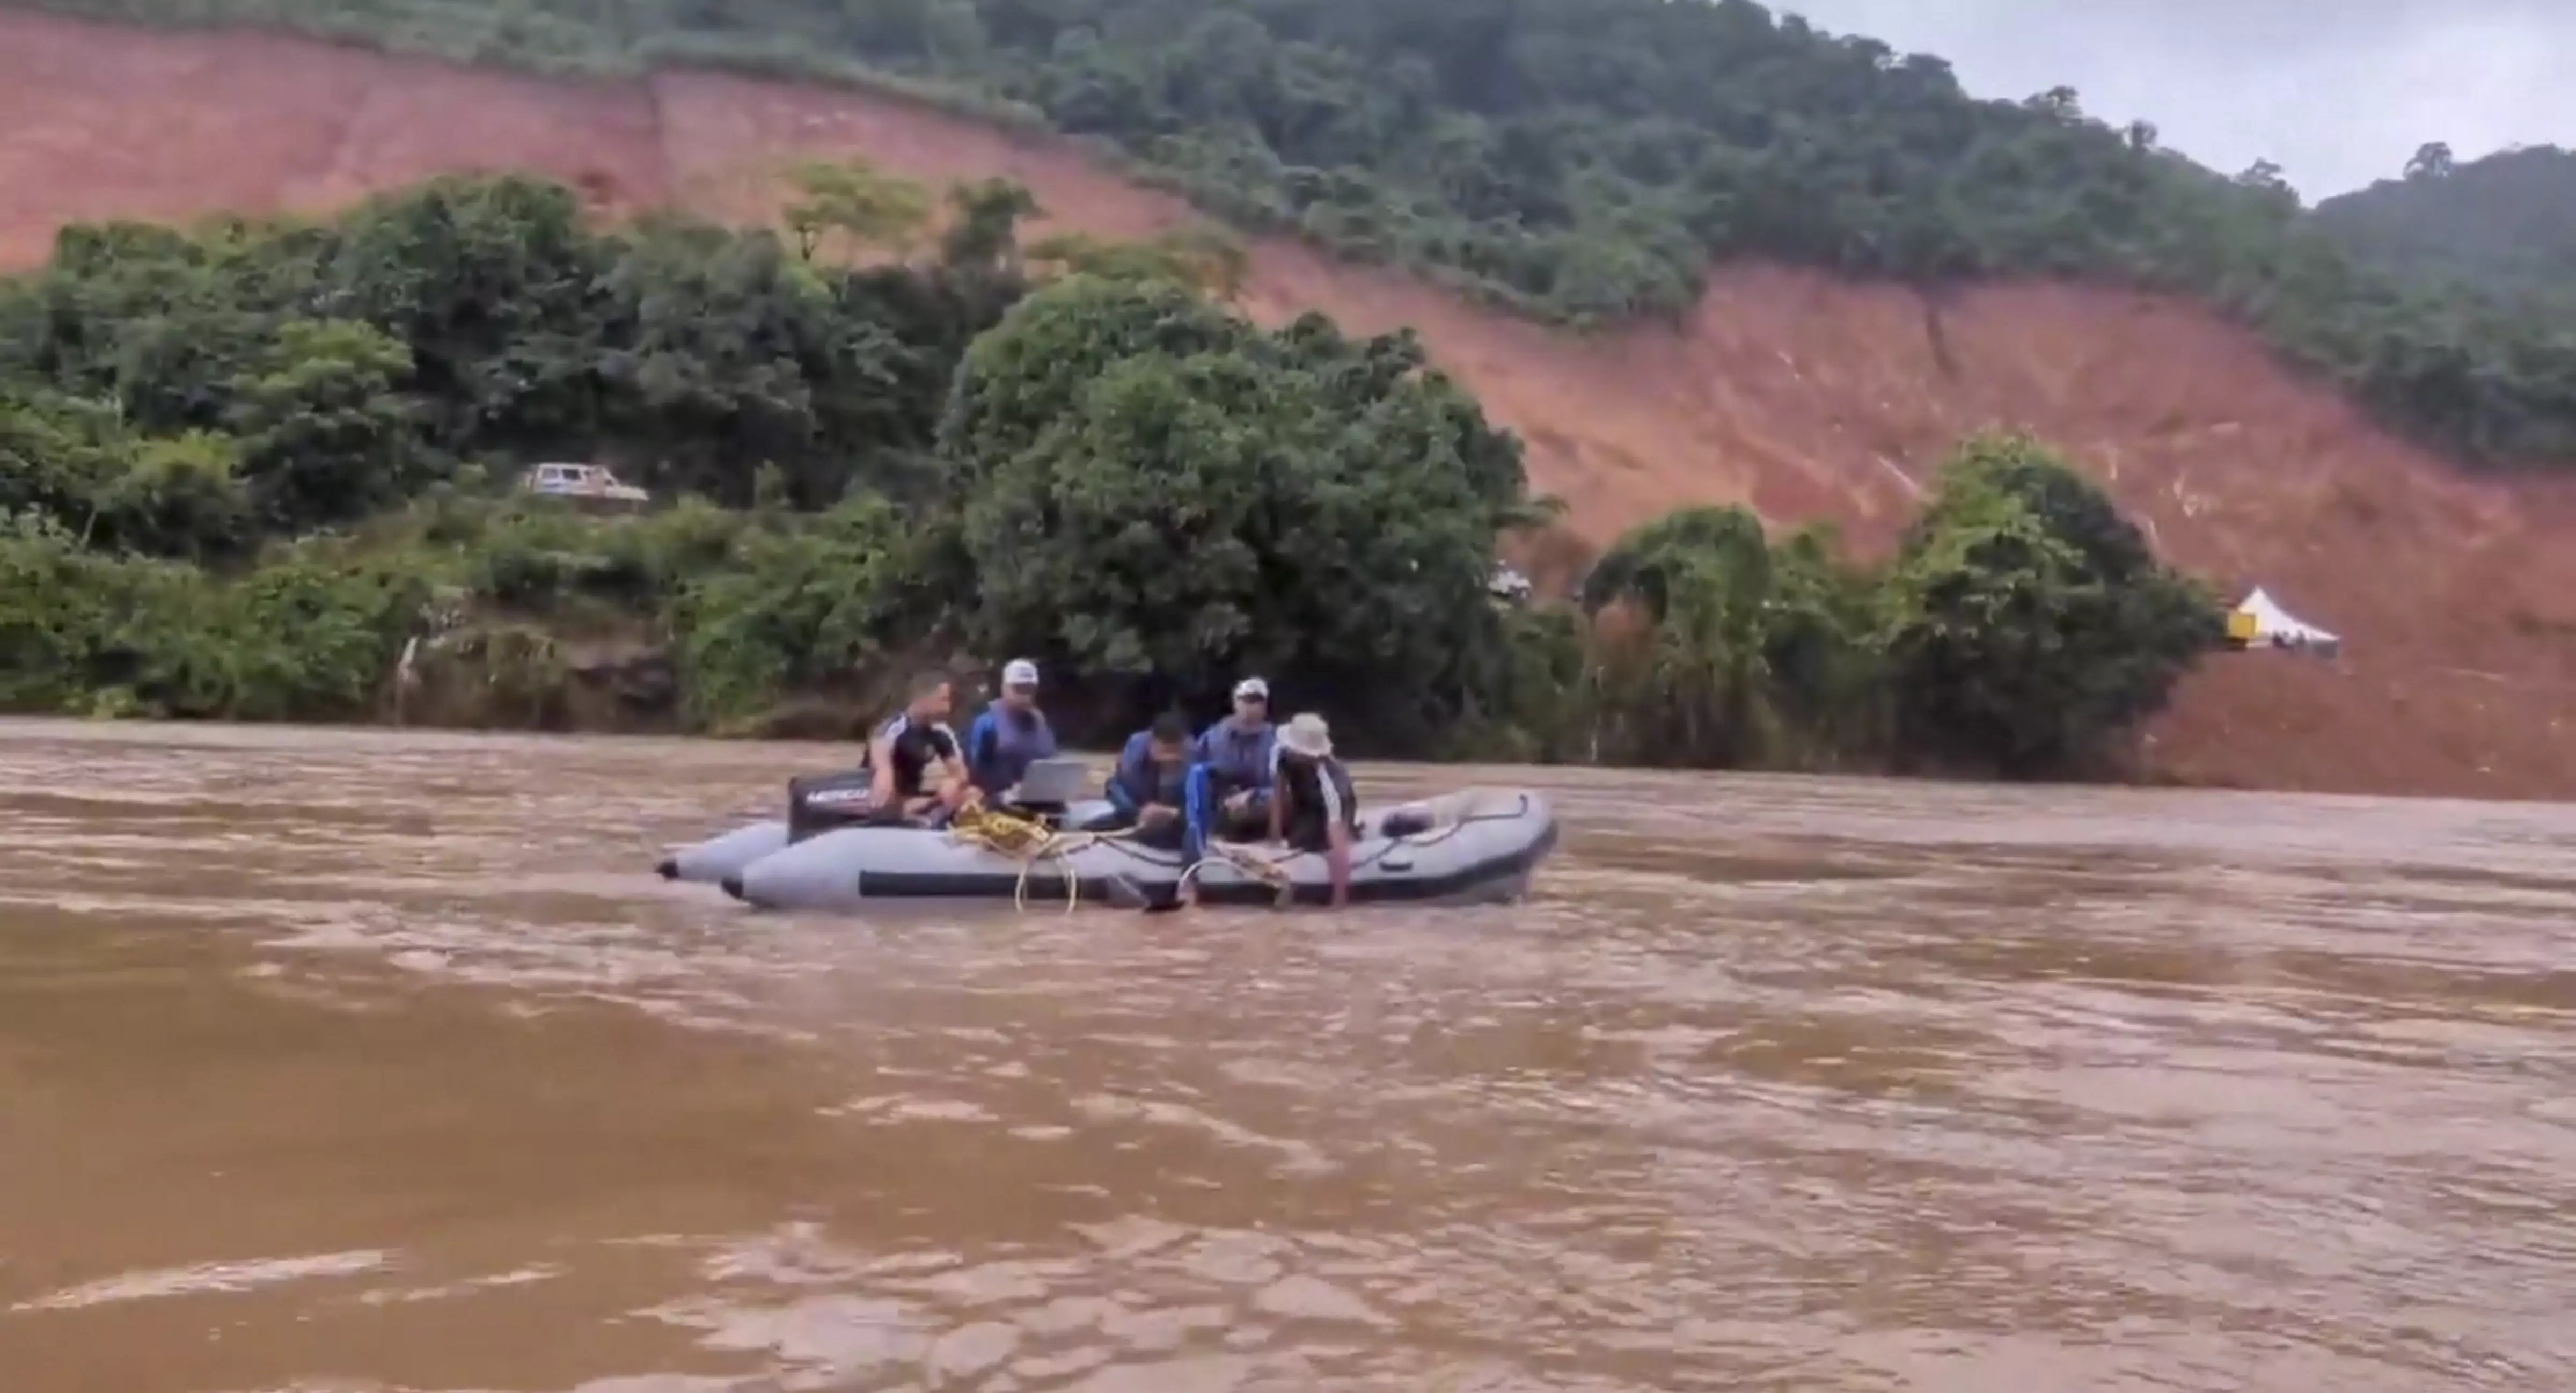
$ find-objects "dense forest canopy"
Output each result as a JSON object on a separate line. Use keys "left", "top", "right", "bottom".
{"left": 2314, "top": 143, "right": 2576, "bottom": 307}
{"left": 13, "top": 0, "right": 2576, "bottom": 470}
{"left": 0, "top": 165, "right": 2218, "bottom": 777}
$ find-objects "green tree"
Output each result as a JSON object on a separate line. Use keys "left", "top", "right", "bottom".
{"left": 0, "top": 391, "right": 254, "bottom": 560}
{"left": 90, "top": 431, "right": 255, "bottom": 563}
{"left": 594, "top": 218, "right": 922, "bottom": 508}
{"left": 782, "top": 157, "right": 936, "bottom": 261}
{"left": 0, "top": 512, "right": 129, "bottom": 709}
{"left": 938, "top": 177, "right": 1042, "bottom": 282}
{"left": 1582, "top": 506, "right": 1882, "bottom": 768}
{"left": 1878, "top": 433, "right": 2223, "bottom": 777}
{"left": 1028, "top": 226, "right": 1249, "bottom": 301}
{"left": 2318, "top": 143, "right": 2576, "bottom": 309}
{"left": 667, "top": 492, "right": 924, "bottom": 728}
{"left": 936, "top": 274, "right": 1528, "bottom": 743}
{"left": 223, "top": 318, "right": 422, "bottom": 531}
{"left": 146, "top": 551, "right": 423, "bottom": 720}
{"left": 321, "top": 174, "right": 617, "bottom": 459}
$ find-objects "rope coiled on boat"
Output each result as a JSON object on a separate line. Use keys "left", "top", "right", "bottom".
{"left": 944, "top": 803, "right": 1125, "bottom": 913}
{"left": 946, "top": 804, "right": 1297, "bottom": 911}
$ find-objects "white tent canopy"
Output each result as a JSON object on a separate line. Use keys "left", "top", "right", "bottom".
{"left": 2230, "top": 587, "right": 2340, "bottom": 657}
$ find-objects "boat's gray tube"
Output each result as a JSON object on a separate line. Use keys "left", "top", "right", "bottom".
{"left": 656, "top": 819, "right": 789, "bottom": 884}
{"left": 723, "top": 789, "right": 1557, "bottom": 913}
{"left": 656, "top": 797, "right": 1121, "bottom": 885}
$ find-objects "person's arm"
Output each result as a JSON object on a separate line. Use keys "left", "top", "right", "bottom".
{"left": 1267, "top": 772, "right": 1287, "bottom": 843}
{"left": 963, "top": 711, "right": 998, "bottom": 789}
{"left": 867, "top": 732, "right": 898, "bottom": 807}
{"left": 1104, "top": 735, "right": 1144, "bottom": 816}
{"left": 1319, "top": 767, "right": 1351, "bottom": 906}
{"left": 1181, "top": 762, "right": 1211, "bottom": 864}
{"left": 934, "top": 724, "right": 969, "bottom": 783}
{"left": 1203, "top": 729, "right": 1246, "bottom": 811}
{"left": 1325, "top": 820, "right": 1353, "bottom": 907}
{"left": 1033, "top": 713, "right": 1059, "bottom": 760}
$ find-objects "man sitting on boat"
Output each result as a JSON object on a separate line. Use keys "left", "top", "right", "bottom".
{"left": 1191, "top": 676, "right": 1276, "bottom": 841}
{"left": 1269, "top": 712, "right": 1358, "bottom": 908}
{"left": 1104, "top": 711, "right": 1197, "bottom": 851}
{"left": 963, "top": 658, "right": 1059, "bottom": 807}
{"left": 867, "top": 672, "right": 975, "bottom": 826}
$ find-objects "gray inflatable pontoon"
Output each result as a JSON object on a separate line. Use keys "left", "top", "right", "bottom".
{"left": 654, "top": 796, "right": 1119, "bottom": 886}
{"left": 665, "top": 789, "right": 1557, "bottom": 911}
{"left": 657, "top": 818, "right": 791, "bottom": 884}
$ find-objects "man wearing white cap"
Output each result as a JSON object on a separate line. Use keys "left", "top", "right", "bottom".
{"left": 1269, "top": 712, "right": 1358, "bottom": 907}
{"left": 963, "top": 658, "right": 1058, "bottom": 803}
{"left": 1189, "top": 675, "right": 1277, "bottom": 842}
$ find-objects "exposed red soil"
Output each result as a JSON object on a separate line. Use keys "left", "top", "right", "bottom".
{"left": 5, "top": 11, "right": 2572, "bottom": 799}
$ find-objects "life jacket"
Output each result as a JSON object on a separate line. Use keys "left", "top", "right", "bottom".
{"left": 968, "top": 699, "right": 1057, "bottom": 797}
{"left": 1193, "top": 718, "right": 1275, "bottom": 796}
{"left": 1109, "top": 731, "right": 1190, "bottom": 812}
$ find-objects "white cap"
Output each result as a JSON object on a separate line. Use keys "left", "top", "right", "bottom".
{"left": 1232, "top": 676, "right": 1269, "bottom": 701}
{"left": 1002, "top": 658, "right": 1040, "bottom": 689}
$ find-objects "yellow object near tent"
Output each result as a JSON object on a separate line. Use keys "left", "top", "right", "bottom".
{"left": 2226, "top": 587, "right": 2340, "bottom": 658}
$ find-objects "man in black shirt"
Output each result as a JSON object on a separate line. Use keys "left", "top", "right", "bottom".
{"left": 868, "top": 672, "right": 972, "bottom": 825}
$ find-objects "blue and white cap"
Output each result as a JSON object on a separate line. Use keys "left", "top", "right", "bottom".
{"left": 1232, "top": 675, "right": 1269, "bottom": 701}
{"left": 1002, "top": 658, "right": 1040, "bottom": 689}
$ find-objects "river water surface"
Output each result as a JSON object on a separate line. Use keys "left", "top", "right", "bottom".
{"left": 3, "top": 720, "right": 2574, "bottom": 1392}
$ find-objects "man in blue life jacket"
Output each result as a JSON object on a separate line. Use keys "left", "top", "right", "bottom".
{"left": 1268, "top": 711, "right": 1359, "bottom": 908}
{"left": 964, "top": 658, "right": 1058, "bottom": 805}
{"left": 1189, "top": 675, "right": 1276, "bottom": 844}
{"left": 867, "top": 670, "right": 974, "bottom": 826}
{"left": 1104, "top": 711, "right": 1197, "bottom": 852}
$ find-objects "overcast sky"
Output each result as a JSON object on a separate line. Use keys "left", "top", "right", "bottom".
{"left": 1778, "top": 1, "right": 2572, "bottom": 201}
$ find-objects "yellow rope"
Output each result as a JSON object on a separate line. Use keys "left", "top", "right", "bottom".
{"left": 945, "top": 803, "right": 1131, "bottom": 913}
{"left": 948, "top": 804, "right": 1307, "bottom": 911}
{"left": 1179, "top": 839, "right": 1297, "bottom": 907}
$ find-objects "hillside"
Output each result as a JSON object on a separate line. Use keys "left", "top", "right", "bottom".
{"left": 2, "top": 10, "right": 2573, "bottom": 797}
{"left": 17, "top": 0, "right": 2576, "bottom": 472}
{"left": 2315, "top": 144, "right": 2576, "bottom": 305}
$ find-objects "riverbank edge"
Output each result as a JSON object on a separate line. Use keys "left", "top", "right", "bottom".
{"left": 26, "top": 702, "right": 2245, "bottom": 798}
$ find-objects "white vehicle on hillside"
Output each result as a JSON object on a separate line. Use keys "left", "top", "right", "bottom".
{"left": 521, "top": 462, "right": 649, "bottom": 507}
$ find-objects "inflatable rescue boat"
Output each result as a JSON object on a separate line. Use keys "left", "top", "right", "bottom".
{"left": 657, "top": 767, "right": 1556, "bottom": 911}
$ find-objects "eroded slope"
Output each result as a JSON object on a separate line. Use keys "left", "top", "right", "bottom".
{"left": 5, "top": 12, "right": 2570, "bottom": 796}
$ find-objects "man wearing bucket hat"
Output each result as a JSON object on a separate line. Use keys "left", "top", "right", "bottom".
{"left": 964, "top": 658, "right": 1058, "bottom": 803}
{"left": 1269, "top": 712, "right": 1358, "bottom": 907}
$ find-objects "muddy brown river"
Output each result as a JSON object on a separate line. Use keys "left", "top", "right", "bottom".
{"left": 3, "top": 720, "right": 2573, "bottom": 1391}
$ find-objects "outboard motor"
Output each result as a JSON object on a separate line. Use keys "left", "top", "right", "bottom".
{"left": 786, "top": 767, "right": 876, "bottom": 844}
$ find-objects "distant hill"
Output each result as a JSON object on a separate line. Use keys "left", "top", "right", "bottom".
{"left": 2313, "top": 143, "right": 2576, "bottom": 304}
{"left": 6, "top": 0, "right": 2576, "bottom": 470}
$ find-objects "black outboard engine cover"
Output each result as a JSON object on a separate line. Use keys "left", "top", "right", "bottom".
{"left": 787, "top": 767, "right": 876, "bottom": 843}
